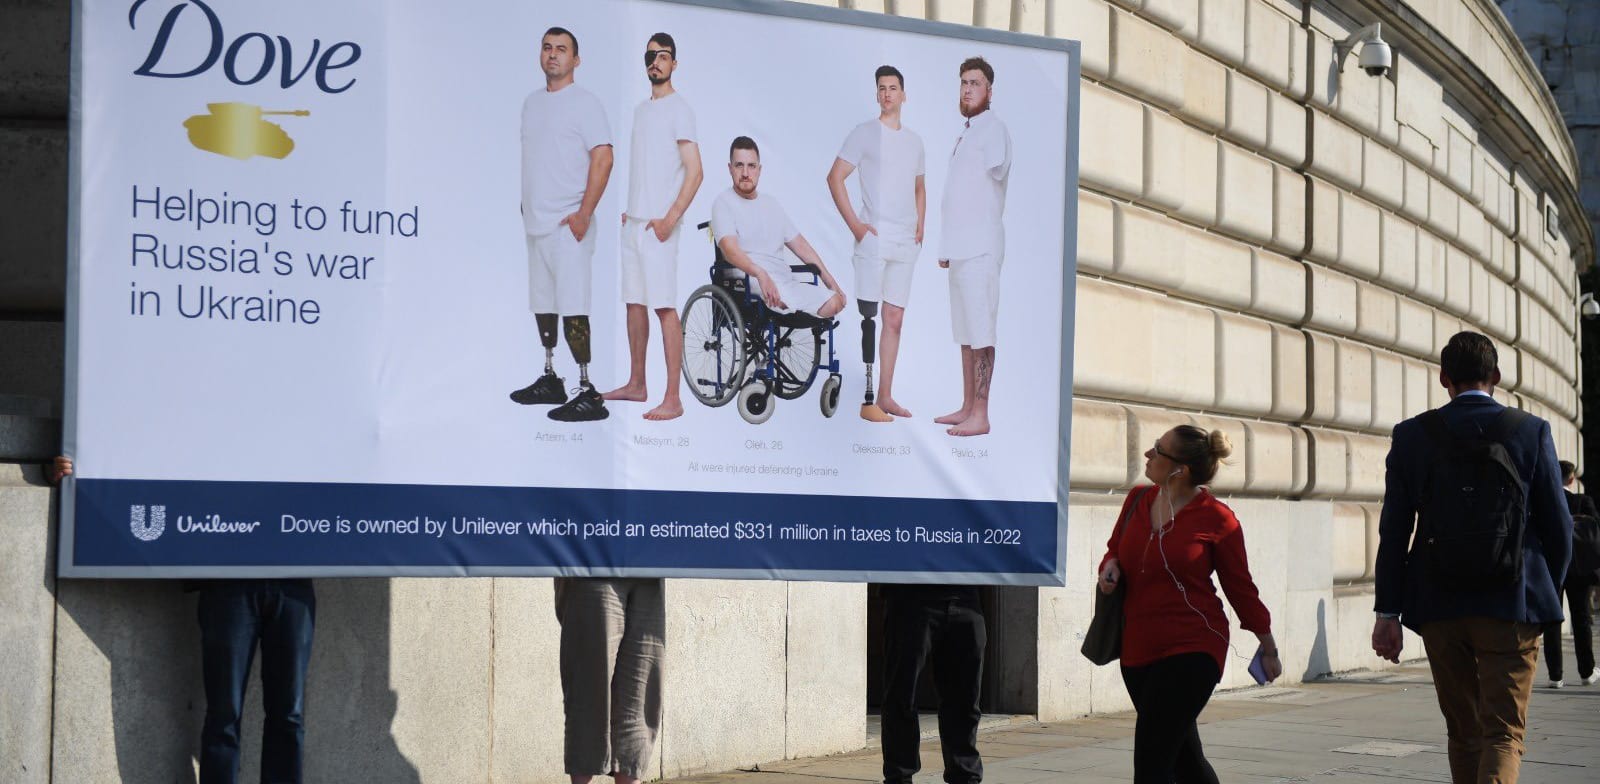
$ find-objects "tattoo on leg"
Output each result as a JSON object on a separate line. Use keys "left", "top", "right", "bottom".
{"left": 974, "top": 351, "right": 993, "bottom": 401}
{"left": 563, "top": 316, "right": 592, "bottom": 365}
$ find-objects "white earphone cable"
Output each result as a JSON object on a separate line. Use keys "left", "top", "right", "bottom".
{"left": 1153, "top": 475, "right": 1250, "bottom": 664}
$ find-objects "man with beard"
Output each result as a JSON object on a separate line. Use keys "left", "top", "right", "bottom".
{"left": 827, "top": 65, "right": 926, "bottom": 422}
{"left": 512, "top": 26, "right": 614, "bottom": 422}
{"left": 602, "top": 31, "right": 704, "bottom": 421}
{"left": 712, "top": 136, "right": 846, "bottom": 319}
{"left": 935, "top": 56, "right": 1011, "bottom": 438}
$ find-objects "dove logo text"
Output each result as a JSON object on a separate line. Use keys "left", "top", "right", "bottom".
{"left": 128, "top": 0, "right": 362, "bottom": 94}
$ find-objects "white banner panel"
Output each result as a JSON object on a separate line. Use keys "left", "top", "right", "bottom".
{"left": 64, "top": 0, "right": 1080, "bottom": 582}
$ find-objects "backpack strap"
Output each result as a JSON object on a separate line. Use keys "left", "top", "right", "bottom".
{"left": 1113, "top": 486, "right": 1153, "bottom": 540}
{"left": 1418, "top": 409, "right": 1455, "bottom": 450}
{"left": 1487, "top": 407, "right": 1532, "bottom": 443}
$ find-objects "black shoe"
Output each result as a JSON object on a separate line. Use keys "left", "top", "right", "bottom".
{"left": 510, "top": 372, "right": 567, "bottom": 405}
{"left": 549, "top": 386, "right": 609, "bottom": 422}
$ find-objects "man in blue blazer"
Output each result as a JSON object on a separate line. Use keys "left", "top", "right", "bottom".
{"left": 1372, "top": 331, "right": 1571, "bottom": 784}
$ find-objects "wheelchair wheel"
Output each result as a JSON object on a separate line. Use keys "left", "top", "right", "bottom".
{"left": 681, "top": 285, "right": 747, "bottom": 407}
{"left": 819, "top": 373, "right": 842, "bottom": 418}
{"left": 737, "top": 379, "right": 776, "bottom": 425}
{"left": 772, "top": 325, "right": 821, "bottom": 400}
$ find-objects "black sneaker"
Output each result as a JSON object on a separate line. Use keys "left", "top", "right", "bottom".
{"left": 548, "top": 386, "right": 609, "bottom": 422}
{"left": 510, "top": 372, "right": 567, "bottom": 405}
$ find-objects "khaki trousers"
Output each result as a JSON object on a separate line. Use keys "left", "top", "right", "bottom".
{"left": 1420, "top": 617, "right": 1541, "bottom": 784}
{"left": 555, "top": 578, "right": 666, "bottom": 779}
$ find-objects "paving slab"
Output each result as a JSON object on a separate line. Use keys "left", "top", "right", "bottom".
{"left": 665, "top": 632, "right": 1599, "bottom": 784}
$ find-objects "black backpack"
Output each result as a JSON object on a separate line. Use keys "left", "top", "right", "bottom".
{"left": 1416, "top": 408, "right": 1531, "bottom": 589}
{"left": 1571, "top": 512, "right": 1600, "bottom": 582}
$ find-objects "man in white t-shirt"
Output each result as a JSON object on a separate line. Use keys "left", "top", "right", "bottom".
{"left": 512, "top": 26, "right": 615, "bottom": 423}
{"left": 712, "top": 137, "right": 846, "bottom": 321}
{"left": 935, "top": 57, "right": 1011, "bottom": 438}
{"left": 602, "top": 32, "right": 704, "bottom": 422}
{"left": 827, "top": 65, "right": 926, "bottom": 423}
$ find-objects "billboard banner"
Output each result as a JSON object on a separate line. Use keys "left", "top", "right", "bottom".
{"left": 63, "top": 0, "right": 1080, "bottom": 582}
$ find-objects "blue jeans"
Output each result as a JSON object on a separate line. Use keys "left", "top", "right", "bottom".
{"left": 197, "top": 579, "right": 315, "bottom": 784}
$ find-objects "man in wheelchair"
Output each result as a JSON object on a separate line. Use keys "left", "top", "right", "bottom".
{"left": 709, "top": 136, "right": 847, "bottom": 320}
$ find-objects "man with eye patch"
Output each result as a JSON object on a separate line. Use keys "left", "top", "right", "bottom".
{"left": 603, "top": 31, "right": 704, "bottom": 423}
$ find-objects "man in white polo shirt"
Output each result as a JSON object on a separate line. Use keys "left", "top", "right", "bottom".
{"left": 603, "top": 32, "right": 704, "bottom": 422}
{"left": 712, "top": 136, "right": 846, "bottom": 321}
{"left": 827, "top": 64, "right": 926, "bottom": 423}
{"left": 511, "top": 26, "right": 614, "bottom": 423}
{"left": 935, "top": 56, "right": 1011, "bottom": 438}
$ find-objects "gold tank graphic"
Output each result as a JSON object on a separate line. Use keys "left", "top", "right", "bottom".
{"left": 183, "top": 102, "right": 310, "bottom": 160}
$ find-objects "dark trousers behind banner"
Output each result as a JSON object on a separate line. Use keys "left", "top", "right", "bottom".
{"left": 880, "top": 587, "right": 986, "bottom": 784}
{"left": 198, "top": 579, "right": 316, "bottom": 784}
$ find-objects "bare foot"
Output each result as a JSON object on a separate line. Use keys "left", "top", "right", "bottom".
{"left": 643, "top": 400, "right": 683, "bottom": 421}
{"left": 947, "top": 413, "right": 990, "bottom": 437}
{"left": 877, "top": 396, "right": 912, "bottom": 418}
{"left": 934, "top": 408, "right": 970, "bottom": 425}
{"left": 860, "top": 403, "right": 893, "bottom": 423}
{"left": 603, "top": 383, "right": 648, "bottom": 402}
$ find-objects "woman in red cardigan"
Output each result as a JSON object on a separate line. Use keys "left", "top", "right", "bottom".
{"left": 1098, "top": 425, "right": 1282, "bottom": 784}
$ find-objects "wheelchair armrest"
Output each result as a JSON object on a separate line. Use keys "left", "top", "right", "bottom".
{"left": 789, "top": 263, "right": 821, "bottom": 275}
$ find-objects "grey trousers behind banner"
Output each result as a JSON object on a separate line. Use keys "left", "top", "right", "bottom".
{"left": 556, "top": 577, "right": 666, "bottom": 779}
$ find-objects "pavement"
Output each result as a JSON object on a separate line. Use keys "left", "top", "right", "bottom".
{"left": 666, "top": 634, "right": 1599, "bottom": 784}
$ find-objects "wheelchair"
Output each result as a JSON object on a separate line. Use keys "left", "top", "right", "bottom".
{"left": 680, "top": 221, "right": 842, "bottom": 424}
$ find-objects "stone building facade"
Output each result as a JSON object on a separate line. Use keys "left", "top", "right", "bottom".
{"left": 1499, "top": 0, "right": 1600, "bottom": 254}
{"left": 0, "top": 0, "right": 1592, "bottom": 782}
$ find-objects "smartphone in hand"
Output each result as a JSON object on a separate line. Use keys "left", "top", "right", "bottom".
{"left": 1248, "top": 648, "right": 1270, "bottom": 685}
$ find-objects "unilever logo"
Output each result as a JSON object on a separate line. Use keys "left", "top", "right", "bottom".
{"left": 127, "top": 0, "right": 366, "bottom": 160}
{"left": 130, "top": 504, "right": 167, "bottom": 542}
{"left": 128, "top": 505, "right": 264, "bottom": 539}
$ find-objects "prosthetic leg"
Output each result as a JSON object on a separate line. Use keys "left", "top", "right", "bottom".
{"left": 563, "top": 316, "right": 594, "bottom": 390}
{"left": 510, "top": 313, "right": 569, "bottom": 405}
{"left": 859, "top": 300, "right": 892, "bottom": 422}
{"left": 538, "top": 313, "right": 560, "bottom": 377}
{"left": 548, "top": 314, "right": 609, "bottom": 422}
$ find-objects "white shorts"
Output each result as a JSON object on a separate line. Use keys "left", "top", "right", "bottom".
{"left": 620, "top": 218, "right": 680, "bottom": 310}
{"left": 526, "top": 228, "right": 595, "bottom": 316}
{"left": 948, "top": 253, "right": 1002, "bottom": 349}
{"left": 751, "top": 263, "right": 835, "bottom": 317}
{"left": 851, "top": 234, "right": 920, "bottom": 308}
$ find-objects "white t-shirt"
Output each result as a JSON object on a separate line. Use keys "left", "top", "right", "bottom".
{"left": 710, "top": 188, "right": 798, "bottom": 274}
{"left": 626, "top": 91, "right": 698, "bottom": 220}
{"left": 939, "top": 110, "right": 1012, "bottom": 260}
{"left": 520, "top": 84, "right": 612, "bottom": 237}
{"left": 837, "top": 119, "right": 925, "bottom": 243}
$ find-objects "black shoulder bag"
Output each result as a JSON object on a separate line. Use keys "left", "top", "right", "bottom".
{"left": 1081, "top": 487, "right": 1151, "bottom": 666}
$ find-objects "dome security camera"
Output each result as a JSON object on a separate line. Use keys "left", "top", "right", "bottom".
{"left": 1581, "top": 293, "right": 1600, "bottom": 321}
{"left": 1336, "top": 22, "right": 1391, "bottom": 79}
{"left": 1359, "top": 39, "right": 1392, "bottom": 77}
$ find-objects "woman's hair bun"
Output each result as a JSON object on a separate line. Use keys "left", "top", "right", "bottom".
{"left": 1208, "top": 429, "right": 1233, "bottom": 460}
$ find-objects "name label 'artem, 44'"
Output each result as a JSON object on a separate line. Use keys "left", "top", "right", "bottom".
{"left": 128, "top": 0, "right": 363, "bottom": 94}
